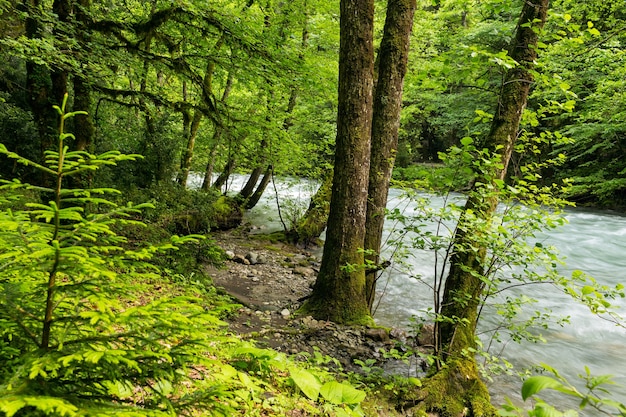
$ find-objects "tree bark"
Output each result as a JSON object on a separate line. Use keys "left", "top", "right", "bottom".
{"left": 290, "top": 169, "right": 333, "bottom": 245}
{"left": 212, "top": 157, "right": 236, "bottom": 191}
{"left": 412, "top": 3, "right": 549, "bottom": 416}
{"left": 438, "top": 0, "right": 549, "bottom": 358}
{"left": 24, "top": 0, "right": 56, "bottom": 173}
{"left": 302, "top": 0, "right": 375, "bottom": 325}
{"left": 364, "top": 0, "right": 416, "bottom": 311}
{"left": 245, "top": 164, "right": 273, "bottom": 209}
{"left": 179, "top": 36, "right": 223, "bottom": 187}
{"left": 202, "top": 70, "right": 233, "bottom": 191}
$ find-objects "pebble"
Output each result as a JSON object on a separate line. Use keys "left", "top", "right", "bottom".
{"left": 280, "top": 309, "right": 290, "bottom": 318}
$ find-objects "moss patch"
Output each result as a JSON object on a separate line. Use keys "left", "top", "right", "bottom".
{"left": 407, "top": 357, "right": 496, "bottom": 417}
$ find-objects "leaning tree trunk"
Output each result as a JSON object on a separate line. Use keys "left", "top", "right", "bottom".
{"left": 212, "top": 157, "right": 236, "bottom": 191}
{"left": 301, "top": 0, "right": 375, "bottom": 325}
{"left": 414, "top": 2, "right": 550, "bottom": 416}
{"left": 290, "top": 169, "right": 333, "bottom": 245}
{"left": 245, "top": 165, "right": 273, "bottom": 209}
{"left": 364, "top": 0, "right": 416, "bottom": 312}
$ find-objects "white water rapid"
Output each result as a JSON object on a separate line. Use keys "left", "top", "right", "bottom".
{"left": 193, "top": 174, "right": 626, "bottom": 414}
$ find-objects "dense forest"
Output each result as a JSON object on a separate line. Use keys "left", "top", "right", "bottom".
{"left": 1, "top": 0, "right": 625, "bottom": 207}
{"left": 1, "top": 0, "right": 625, "bottom": 416}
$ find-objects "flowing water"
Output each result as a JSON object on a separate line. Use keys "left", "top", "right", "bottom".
{"left": 196, "top": 174, "right": 626, "bottom": 413}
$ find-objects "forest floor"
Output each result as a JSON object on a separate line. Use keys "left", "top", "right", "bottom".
{"left": 204, "top": 227, "right": 433, "bottom": 374}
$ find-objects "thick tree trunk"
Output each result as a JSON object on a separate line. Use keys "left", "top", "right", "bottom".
{"left": 239, "top": 138, "right": 268, "bottom": 199}
{"left": 51, "top": 0, "right": 71, "bottom": 107}
{"left": 24, "top": 0, "right": 56, "bottom": 173}
{"left": 290, "top": 169, "right": 333, "bottom": 245}
{"left": 302, "top": 0, "right": 374, "bottom": 325}
{"left": 73, "top": 78, "right": 94, "bottom": 152}
{"left": 239, "top": 166, "right": 263, "bottom": 199}
{"left": 364, "top": 0, "right": 416, "bottom": 311}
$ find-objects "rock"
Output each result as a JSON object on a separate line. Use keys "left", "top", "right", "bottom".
{"left": 233, "top": 254, "right": 250, "bottom": 265}
{"left": 390, "top": 328, "right": 409, "bottom": 343}
{"left": 280, "top": 309, "right": 290, "bottom": 318}
{"left": 365, "top": 328, "right": 390, "bottom": 343}
{"left": 417, "top": 324, "right": 435, "bottom": 346}
{"left": 245, "top": 252, "right": 259, "bottom": 265}
{"left": 293, "top": 266, "right": 316, "bottom": 277}
{"left": 225, "top": 250, "right": 235, "bottom": 259}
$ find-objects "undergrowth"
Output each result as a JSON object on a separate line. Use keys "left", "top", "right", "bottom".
{"left": 0, "top": 96, "right": 382, "bottom": 417}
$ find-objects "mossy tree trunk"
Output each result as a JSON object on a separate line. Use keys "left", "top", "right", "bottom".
{"left": 202, "top": 70, "right": 233, "bottom": 191}
{"left": 364, "top": 0, "right": 416, "bottom": 311}
{"left": 439, "top": 0, "right": 549, "bottom": 358}
{"left": 178, "top": 35, "right": 223, "bottom": 187}
{"left": 418, "top": 2, "right": 549, "bottom": 416}
{"left": 290, "top": 169, "right": 333, "bottom": 245}
{"left": 302, "top": 0, "right": 374, "bottom": 325}
{"left": 24, "top": 0, "right": 56, "bottom": 175}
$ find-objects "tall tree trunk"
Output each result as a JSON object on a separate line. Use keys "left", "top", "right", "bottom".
{"left": 302, "top": 0, "right": 375, "bottom": 325}
{"left": 364, "top": 0, "right": 416, "bottom": 312}
{"left": 412, "top": 2, "right": 550, "bottom": 416}
{"left": 202, "top": 70, "right": 234, "bottom": 190}
{"left": 201, "top": 126, "right": 224, "bottom": 191}
{"left": 179, "top": 36, "right": 223, "bottom": 187}
{"left": 439, "top": 0, "right": 550, "bottom": 359}
{"left": 73, "top": 78, "right": 94, "bottom": 152}
{"left": 51, "top": 0, "right": 71, "bottom": 107}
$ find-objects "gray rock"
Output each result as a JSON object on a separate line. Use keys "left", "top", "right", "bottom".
{"left": 280, "top": 309, "right": 290, "bottom": 318}
{"left": 293, "top": 266, "right": 315, "bottom": 277}
{"left": 225, "top": 250, "right": 235, "bottom": 259}
{"left": 245, "top": 252, "right": 259, "bottom": 265}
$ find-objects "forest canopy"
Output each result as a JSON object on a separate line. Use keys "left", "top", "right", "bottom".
{"left": 0, "top": 0, "right": 624, "bottom": 207}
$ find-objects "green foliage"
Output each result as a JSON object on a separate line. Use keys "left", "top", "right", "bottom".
{"left": 230, "top": 344, "right": 367, "bottom": 416}
{"left": 120, "top": 182, "right": 223, "bottom": 235}
{"left": 500, "top": 363, "right": 626, "bottom": 417}
{"left": 384, "top": 126, "right": 621, "bottom": 379}
{"left": 0, "top": 96, "right": 237, "bottom": 416}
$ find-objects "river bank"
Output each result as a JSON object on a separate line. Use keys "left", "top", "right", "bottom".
{"left": 204, "top": 228, "right": 434, "bottom": 374}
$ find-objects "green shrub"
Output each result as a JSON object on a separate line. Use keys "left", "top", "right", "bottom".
{"left": 0, "top": 96, "right": 238, "bottom": 417}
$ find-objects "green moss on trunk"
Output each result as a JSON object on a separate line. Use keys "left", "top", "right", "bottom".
{"left": 407, "top": 358, "right": 496, "bottom": 417}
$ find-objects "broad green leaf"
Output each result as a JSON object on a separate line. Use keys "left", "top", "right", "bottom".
{"left": 289, "top": 367, "right": 321, "bottom": 401}
{"left": 320, "top": 381, "right": 366, "bottom": 405}
{"left": 460, "top": 137, "right": 474, "bottom": 146}
{"left": 522, "top": 376, "right": 564, "bottom": 400}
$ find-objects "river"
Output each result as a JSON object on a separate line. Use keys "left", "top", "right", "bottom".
{"left": 194, "top": 174, "right": 626, "bottom": 413}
